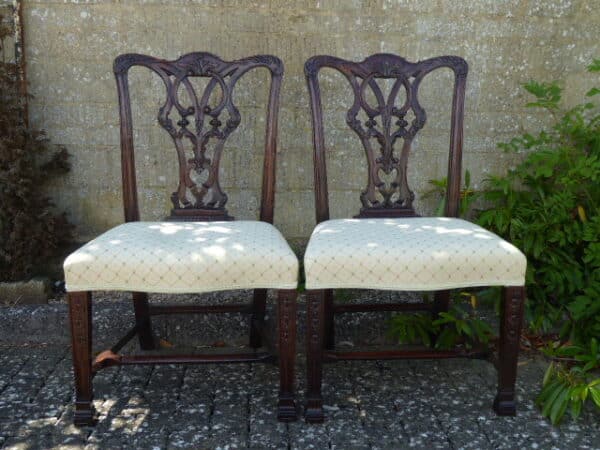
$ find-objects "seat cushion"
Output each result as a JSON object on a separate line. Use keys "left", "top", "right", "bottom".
{"left": 64, "top": 221, "right": 298, "bottom": 293}
{"left": 304, "top": 217, "right": 526, "bottom": 291}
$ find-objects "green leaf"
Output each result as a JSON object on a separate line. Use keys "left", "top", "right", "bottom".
{"left": 587, "top": 59, "right": 600, "bottom": 72}
{"left": 541, "top": 383, "right": 566, "bottom": 417}
{"left": 581, "top": 386, "right": 589, "bottom": 402}
{"left": 537, "top": 380, "right": 562, "bottom": 406}
{"left": 590, "top": 386, "right": 600, "bottom": 408}
{"left": 550, "top": 386, "right": 570, "bottom": 424}
{"left": 583, "top": 361, "right": 596, "bottom": 372}
{"left": 523, "top": 80, "right": 562, "bottom": 109}
{"left": 586, "top": 87, "right": 600, "bottom": 97}
{"left": 543, "top": 362, "right": 554, "bottom": 386}
{"left": 570, "top": 398, "right": 582, "bottom": 420}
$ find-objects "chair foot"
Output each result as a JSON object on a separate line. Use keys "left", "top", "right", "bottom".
{"left": 277, "top": 394, "right": 298, "bottom": 422}
{"left": 304, "top": 397, "right": 325, "bottom": 423}
{"left": 73, "top": 402, "right": 96, "bottom": 426}
{"left": 493, "top": 390, "right": 517, "bottom": 416}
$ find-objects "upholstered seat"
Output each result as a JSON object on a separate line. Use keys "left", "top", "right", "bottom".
{"left": 304, "top": 217, "right": 526, "bottom": 291}
{"left": 64, "top": 220, "right": 298, "bottom": 293}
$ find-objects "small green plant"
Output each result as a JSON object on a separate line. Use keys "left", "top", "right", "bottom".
{"left": 389, "top": 292, "right": 493, "bottom": 350}
{"left": 422, "top": 169, "right": 476, "bottom": 217}
{"left": 536, "top": 339, "right": 600, "bottom": 425}
{"left": 0, "top": 15, "right": 72, "bottom": 281}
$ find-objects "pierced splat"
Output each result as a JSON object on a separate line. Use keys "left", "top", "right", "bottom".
{"left": 114, "top": 53, "right": 283, "bottom": 222}
{"left": 305, "top": 54, "right": 467, "bottom": 220}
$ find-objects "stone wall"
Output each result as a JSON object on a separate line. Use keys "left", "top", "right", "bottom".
{"left": 16, "top": 0, "right": 600, "bottom": 246}
{"left": 0, "top": 5, "right": 15, "bottom": 63}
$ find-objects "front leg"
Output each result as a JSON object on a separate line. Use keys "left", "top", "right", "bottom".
{"left": 494, "top": 286, "right": 525, "bottom": 416}
{"left": 305, "top": 289, "right": 325, "bottom": 423}
{"left": 277, "top": 289, "right": 298, "bottom": 421}
{"left": 68, "top": 291, "right": 96, "bottom": 426}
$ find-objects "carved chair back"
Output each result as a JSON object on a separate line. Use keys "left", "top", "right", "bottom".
{"left": 114, "top": 53, "right": 283, "bottom": 223}
{"left": 304, "top": 54, "right": 467, "bottom": 222}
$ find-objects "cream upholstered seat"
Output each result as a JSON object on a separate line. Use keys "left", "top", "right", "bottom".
{"left": 304, "top": 217, "right": 526, "bottom": 291}
{"left": 64, "top": 220, "right": 299, "bottom": 294}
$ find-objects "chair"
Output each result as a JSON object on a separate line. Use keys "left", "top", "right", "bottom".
{"left": 63, "top": 53, "right": 299, "bottom": 425}
{"left": 302, "top": 54, "right": 526, "bottom": 422}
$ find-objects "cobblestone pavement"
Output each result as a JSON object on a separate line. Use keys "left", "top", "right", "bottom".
{"left": 1, "top": 295, "right": 599, "bottom": 449}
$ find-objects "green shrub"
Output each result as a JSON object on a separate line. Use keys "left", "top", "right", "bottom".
{"left": 476, "top": 59, "right": 600, "bottom": 424}
{"left": 0, "top": 15, "right": 72, "bottom": 281}
{"left": 477, "top": 60, "right": 600, "bottom": 344}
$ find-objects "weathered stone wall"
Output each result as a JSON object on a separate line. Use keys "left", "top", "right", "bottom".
{"left": 18, "top": 0, "right": 600, "bottom": 246}
{"left": 0, "top": 5, "right": 15, "bottom": 63}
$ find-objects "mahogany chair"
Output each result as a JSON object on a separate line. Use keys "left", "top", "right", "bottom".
{"left": 63, "top": 53, "right": 298, "bottom": 425}
{"left": 302, "top": 54, "right": 526, "bottom": 422}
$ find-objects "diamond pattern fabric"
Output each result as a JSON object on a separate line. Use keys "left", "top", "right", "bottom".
{"left": 304, "top": 217, "right": 526, "bottom": 290}
{"left": 64, "top": 221, "right": 299, "bottom": 293}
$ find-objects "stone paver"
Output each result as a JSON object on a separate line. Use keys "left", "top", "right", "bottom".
{"left": 1, "top": 294, "right": 599, "bottom": 449}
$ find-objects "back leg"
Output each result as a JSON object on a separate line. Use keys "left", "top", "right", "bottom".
{"left": 250, "top": 288, "right": 268, "bottom": 348}
{"left": 432, "top": 290, "right": 450, "bottom": 315}
{"left": 323, "top": 289, "right": 334, "bottom": 350}
{"left": 132, "top": 292, "right": 155, "bottom": 350}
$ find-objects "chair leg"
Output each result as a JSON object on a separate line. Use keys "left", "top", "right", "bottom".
{"left": 323, "top": 289, "right": 334, "bottom": 350}
{"left": 432, "top": 290, "right": 450, "bottom": 315}
{"left": 250, "top": 288, "right": 268, "bottom": 348}
{"left": 68, "top": 291, "right": 96, "bottom": 426}
{"left": 277, "top": 289, "right": 298, "bottom": 421}
{"left": 305, "top": 289, "right": 325, "bottom": 423}
{"left": 494, "top": 286, "right": 525, "bottom": 416}
{"left": 132, "top": 292, "right": 155, "bottom": 350}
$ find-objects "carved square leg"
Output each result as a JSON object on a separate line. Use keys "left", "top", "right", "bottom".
{"left": 277, "top": 289, "right": 298, "bottom": 421}
{"left": 305, "top": 290, "right": 325, "bottom": 423}
{"left": 494, "top": 286, "right": 525, "bottom": 416}
{"left": 68, "top": 291, "right": 96, "bottom": 426}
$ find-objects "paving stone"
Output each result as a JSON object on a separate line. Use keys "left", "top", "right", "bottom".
{"left": 1, "top": 297, "right": 600, "bottom": 449}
